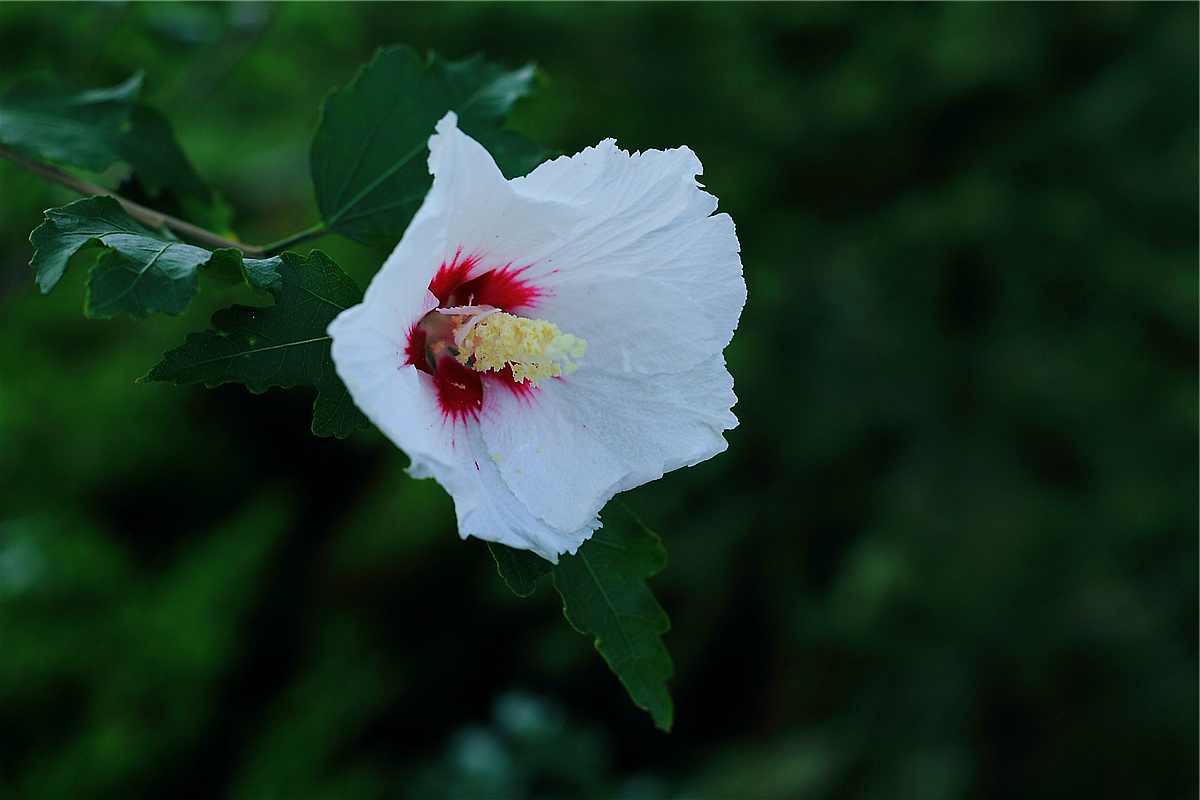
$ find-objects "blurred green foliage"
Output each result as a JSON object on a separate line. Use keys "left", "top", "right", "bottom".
{"left": 1, "top": 3, "right": 1195, "bottom": 799}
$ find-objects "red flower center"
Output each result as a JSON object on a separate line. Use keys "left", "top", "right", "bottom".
{"left": 404, "top": 250, "right": 544, "bottom": 421}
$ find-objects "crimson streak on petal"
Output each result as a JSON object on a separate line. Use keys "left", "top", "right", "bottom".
{"left": 427, "top": 248, "right": 545, "bottom": 311}
{"left": 406, "top": 249, "right": 544, "bottom": 422}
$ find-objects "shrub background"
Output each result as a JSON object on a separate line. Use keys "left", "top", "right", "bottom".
{"left": 1, "top": 3, "right": 1196, "bottom": 798}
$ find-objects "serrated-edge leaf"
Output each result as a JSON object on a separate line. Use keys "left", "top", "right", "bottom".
{"left": 86, "top": 234, "right": 205, "bottom": 319}
{"left": 27, "top": 195, "right": 282, "bottom": 318}
{"left": 29, "top": 195, "right": 157, "bottom": 292}
{"left": 205, "top": 248, "right": 282, "bottom": 294}
{"left": 310, "top": 46, "right": 547, "bottom": 248}
{"left": 139, "top": 250, "right": 370, "bottom": 438}
{"left": 488, "top": 541, "right": 553, "bottom": 597}
{"left": 551, "top": 505, "right": 674, "bottom": 731}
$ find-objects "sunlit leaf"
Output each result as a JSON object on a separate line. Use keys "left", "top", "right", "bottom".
{"left": 488, "top": 542, "right": 553, "bottom": 597}
{"left": 0, "top": 72, "right": 141, "bottom": 172}
{"left": 311, "top": 46, "right": 548, "bottom": 248}
{"left": 552, "top": 505, "right": 675, "bottom": 731}
{"left": 139, "top": 250, "right": 371, "bottom": 439}
{"left": 27, "top": 195, "right": 280, "bottom": 318}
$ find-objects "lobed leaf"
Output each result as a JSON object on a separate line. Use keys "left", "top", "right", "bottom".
{"left": 27, "top": 195, "right": 280, "bottom": 318}
{"left": 139, "top": 250, "right": 370, "bottom": 439}
{"left": 311, "top": 46, "right": 548, "bottom": 248}
{"left": 551, "top": 505, "right": 675, "bottom": 731}
{"left": 488, "top": 542, "right": 553, "bottom": 597}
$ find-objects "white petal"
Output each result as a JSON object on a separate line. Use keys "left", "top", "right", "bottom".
{"left": 512, "top": 140, "right": 745, "bottom": 373}
{"left": 542, "top": 274, "right": 721, "bottom": 375}
{"left": 329, "top": 111, "right": 576, "bottom": 485}
{"left": 326, "top": 318, "right": 455, "bottom": 473}
{"left": 422, "top": 113, "right": 583, "bottom": 290}
{"left": 329, "top": 316, "right": 593, "bottom": 563}
{"left": 421, "top": 418, "right": 601, "bottom": 563}
{"left": 479, "top": 355, "right": 737, "bottom": 533}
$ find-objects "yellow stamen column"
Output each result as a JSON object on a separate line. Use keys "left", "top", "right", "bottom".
{"left": 454, "top": 311, "right": 586, "bottom": 386}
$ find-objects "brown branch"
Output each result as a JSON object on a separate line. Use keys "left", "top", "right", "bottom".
{"left": 0, "top": 144, "right": 265, "bottom": 258}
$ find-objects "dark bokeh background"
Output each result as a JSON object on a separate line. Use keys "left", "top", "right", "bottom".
{"left": 1, "top": 3, "right": 1196, "bottom": 798}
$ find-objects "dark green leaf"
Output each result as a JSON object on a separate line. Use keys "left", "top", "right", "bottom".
{"left": 205, "top": 248, "right": 282, "bottom": 294}
{"left": 29, "top": 195, "right": 157, "bottom": 293}
{"left": 87, "top": 235, "right": 206, "bottom": 319}
{"left": 2, "top": 73, "right": 218, "bottom": 210}
{"left": 311, "top": 46, "right": 548, "bottom": 248}
{"left": 139, "top": 250, "right": 371, "bottom": 439}
{"left": 552, "top": 505, "right": 674, "bottom": 731}
{"left": 118, "top": 105, "right": 210, "bottom": 201}
{"left": 0, "top": 72, "right": 141, "bottom": 172}
{"left": 27, "top": 195, "right": 280, "bottom": 318}
{"left": 488, "top": 542, "right": 553, "bottom": 597}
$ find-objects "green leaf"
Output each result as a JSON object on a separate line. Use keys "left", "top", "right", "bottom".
{"left": 86, "top": 235, "right": 206, "bottom": 319}
{"left": 204, "top": 248, "right": 282, "bottom": 294}
{"left": 2, "top": 73, "right": 217, "bottom": 210}
{"left": 30, "top": 195, "right": 157, "bottom": 293}
{"left": 117, "top": 105, "right": 210, "bottom": 201}
{"left": 0, "top": 72, "right": 141, "bottom": 172}
{"left": 311, "top": 46, "right": 548, "bottom": 248}
{"left": 27, "top": 195, "right": 281, "bottom": 318}
{"left": 552, "top": 505, "right": 675, "bottom": 731}
{"left": 139, "top": 250, "right": 371, "bottom": 439}
{"left": 488, "top": 542, "right": 553, "bottom": 597}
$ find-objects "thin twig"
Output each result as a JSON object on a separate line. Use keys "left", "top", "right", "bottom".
{"left": 0, "top": 143, "right": 266, "bottom": 258}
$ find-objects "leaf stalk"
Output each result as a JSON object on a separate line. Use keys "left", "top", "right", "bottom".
{"left": 260, "top": 222, "right": 330, "bottom": 257}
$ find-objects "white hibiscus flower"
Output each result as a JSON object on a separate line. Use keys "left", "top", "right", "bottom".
{"left": 328, "top": 112, "right": 745, "bottom": 562}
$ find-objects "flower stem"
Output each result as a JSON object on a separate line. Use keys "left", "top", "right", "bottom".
{"left": 0, "top": 144, "right": 267, "bottom": 258}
